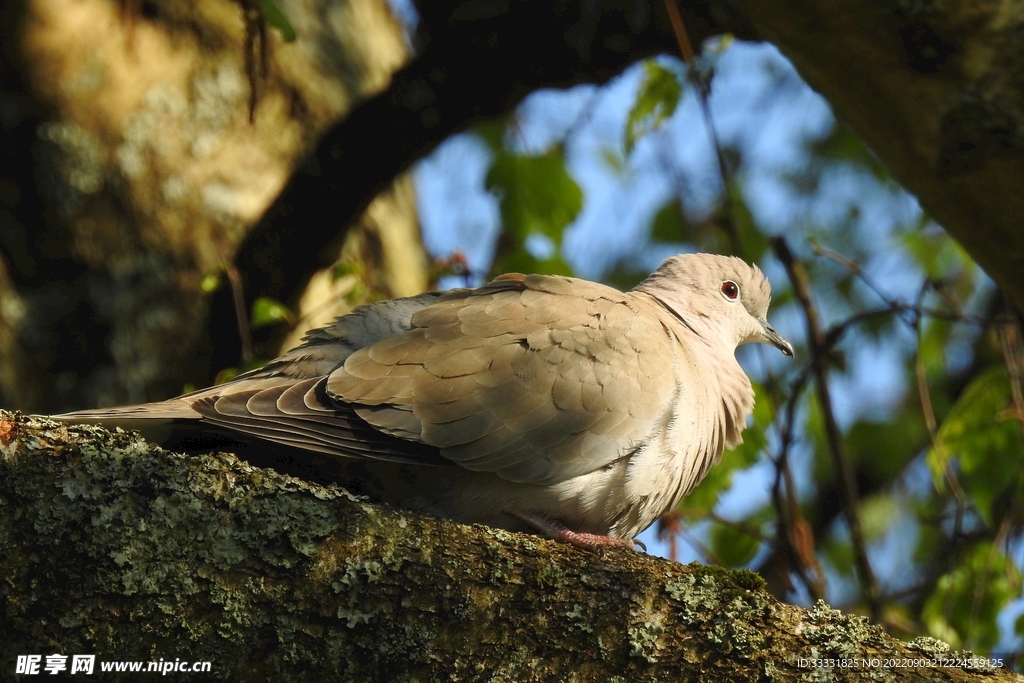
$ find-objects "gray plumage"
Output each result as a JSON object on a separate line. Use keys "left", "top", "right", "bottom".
{"left": 56, "top": 253, "right": 792, "bottom": 549}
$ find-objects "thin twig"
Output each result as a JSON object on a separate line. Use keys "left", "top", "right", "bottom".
{"left": 662, "top": 0, "right": 742, "bottom": 255}
{"left": 709, "top": 512, "right": 769, "bottom": 543}
{"left": 998, "top": 313, "right": 1024, "bottom": 425}
{"left": 657, "top": 512, "right": 681, "bottom": 563}
{"left": 814, "top": 241, "right": 972, "bottom": 550}
{"left": 823, "top": 305, "right": 985, "bottom": 351}
{"left": 912, "top": 281, "right": 968, "bottom": 510}
{"left": 663, "top": 5, "right": 795, "bottom": 587}
{"left": 811, "top": 240, "right": 988, "bottom": 329}
{"left": 772, "top": 237, "right": 883, "bottom": 622}
{"left": 241, "top": 0, "right": 268, "bottom": 123}
{"left": 810, "top": 240, "right": 915, "bottom": 328}
{"left": 769, "top": 367, "right": 826, "bottom": 600}
{"left": 967, "top": 517, "right": 1012, "bottom": 646}
{"left": 757, "top": 248, "right": 989, "bottom": 604}
{"left": 223, "top": 263, "right": 254, "bottom": 365}
{"left": 119, "top": 0, "right": 140, "bottom": 50}
{"left": 662, "top": 0, "right": 696, "bottom": 64}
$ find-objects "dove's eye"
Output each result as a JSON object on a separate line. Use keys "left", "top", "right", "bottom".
{"left": 720, "top": 281, "right": 739, "bottom": 300}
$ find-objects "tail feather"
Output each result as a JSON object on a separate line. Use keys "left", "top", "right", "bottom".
{"left": 52, "top": 399, "right": 203, "bottom": 442}
{"left": 50, "top": 375, "right": 450, "bottom": 468}
{"left": 55, "top": 400, "right": 201, "bottom": 423}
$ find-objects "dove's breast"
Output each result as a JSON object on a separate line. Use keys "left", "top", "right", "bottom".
{"left": 576, "top": 333, "right": 739, "bottom": 538}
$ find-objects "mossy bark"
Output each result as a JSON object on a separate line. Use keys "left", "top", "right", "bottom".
{"left": 1, "top": 411, "right": 1018, "bottom": 682}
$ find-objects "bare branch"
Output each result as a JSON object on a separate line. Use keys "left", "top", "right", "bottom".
{"left": 772, "top": 236, "right": 883, "bottom": 622}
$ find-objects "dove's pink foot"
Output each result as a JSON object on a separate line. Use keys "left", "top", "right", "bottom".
{"left": 507, "top": 511, "right": 646, "bottom": 552}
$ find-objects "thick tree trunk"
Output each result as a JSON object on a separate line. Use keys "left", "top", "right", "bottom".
{"left": 1, "top": 411, "right": 1019, "bottom": 681}
{"left": 720, "top": 0, "right": 1024, "bottom": 312}
{"left": 0, "top": 0, "right": 427, "bottom": 413}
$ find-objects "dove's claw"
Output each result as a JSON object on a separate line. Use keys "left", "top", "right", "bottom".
{"left": 507, "top": 511, "right": 641, "bottom": 552}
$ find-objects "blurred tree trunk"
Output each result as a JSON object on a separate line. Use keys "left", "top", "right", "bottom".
{"left": 0, "top": 0, "right": 428, "bottom": 413}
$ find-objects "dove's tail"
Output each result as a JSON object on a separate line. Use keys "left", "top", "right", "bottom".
{"left": 52, "top": 400, "right": 208, "bottom": 446}
{"left": 50, "top": 371, "right": 284, "bottom": 443}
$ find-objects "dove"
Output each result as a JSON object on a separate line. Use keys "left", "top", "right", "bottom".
{"left": 56, "top": 253, "right": 792, "bottom": 550}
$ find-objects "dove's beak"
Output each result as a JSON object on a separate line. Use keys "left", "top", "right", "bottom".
{"left": 759, "top": 320, "right": 794, "bottom": 357}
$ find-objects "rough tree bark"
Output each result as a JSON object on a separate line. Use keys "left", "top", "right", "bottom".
{"left": 0, "top": 0, "right": 427, "bottom": 413}
{"left": 2, "top": 411, "right": 1019, "bottom": 681}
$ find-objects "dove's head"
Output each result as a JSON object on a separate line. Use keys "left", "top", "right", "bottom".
{"left": 636, "top": 253, "right": 793, "bottom": 357}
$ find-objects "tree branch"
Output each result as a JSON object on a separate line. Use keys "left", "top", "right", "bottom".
{"left": 2, "top": 410, "right": 1014, "bottom": 681}
{"left": 772, "top": 237, "right": 884, "bottom": 622}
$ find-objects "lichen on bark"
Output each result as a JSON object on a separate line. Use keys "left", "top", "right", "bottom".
{"left": 1, "top": 411, "right": 1019, "bottom": 681}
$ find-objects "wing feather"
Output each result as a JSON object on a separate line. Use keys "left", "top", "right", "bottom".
{"left": 58, "top": 275, "right": 687, "bottom": 485}
{"left": 326, "top": 275, "right": 679, "bottom": 484}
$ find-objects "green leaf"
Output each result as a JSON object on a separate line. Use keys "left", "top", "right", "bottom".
{"left": 199, "top": 272, "right": 221, "bottom": 294}
{"left": 855, "top": 305, "right": 898, "bottom": 341}
{"left": 821, "top": 532, "right": 855, "bottom": 576}
{"left": 250, "top": 296, "right": 294, "bottom": 330}
{"left": 600, "top": 147, "right": 627, "bottom": 175}
{"left": 474, "top": 120, "right": 507, "bottom": 152}
{"left": 918, "top": 317, "right": 955, "bottom": 379}
{"left": 922, "top": 543, "right": 1020, "bottom": 650}
{"left": 858, "top": 493, "right": 898, "bottom": 540}
{"left": 625, "top": 61, "right": 683, "bottom": 154}
{"left": 846, "top": 416, "right": 924, "bottom": 482}
{"left": 898, "top": 227, "right": 977, "bottom": 291}
{"left": 344, "top": 280, "right": 370, "bottom": 306}
{"left": 649, "top": 199, "right": 685, "bottom": 243}
{"left": 213, "top": 360, "right": 266, "bottom": 385}
{"left": 485, "top": 148, "right": 582, "bottom": 277}
{"left": 926, "top": 366, "right": 1024, "bottom": 523}
{"left": 214, "top": 367, "right": 240, "bottom": 385}
{"left": 710, "top": 522, "right": 761, "bottom": 567}
{"left": 804, "top": 393, "right": 834, "bottom": 487}
{"left": 486, "top": 149, "right": 582, "bottom": 241}
{"left": 331, "top": 259, "right": 363, "bottom": 281}
{"left": 256, "top": 0, "right": 297, "bottom": 41}
{"left": 913, "top": 513, "right": 944, "bottom": 564}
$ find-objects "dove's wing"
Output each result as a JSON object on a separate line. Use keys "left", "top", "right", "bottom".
{"left": 58, "top": 276, "right": 683, "bottom": 484}
{"left": 325, "top": 274, "right": 680, "bottom": 484}
{"left": 56, "top": 292, "right": 453, "bottom": 466}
